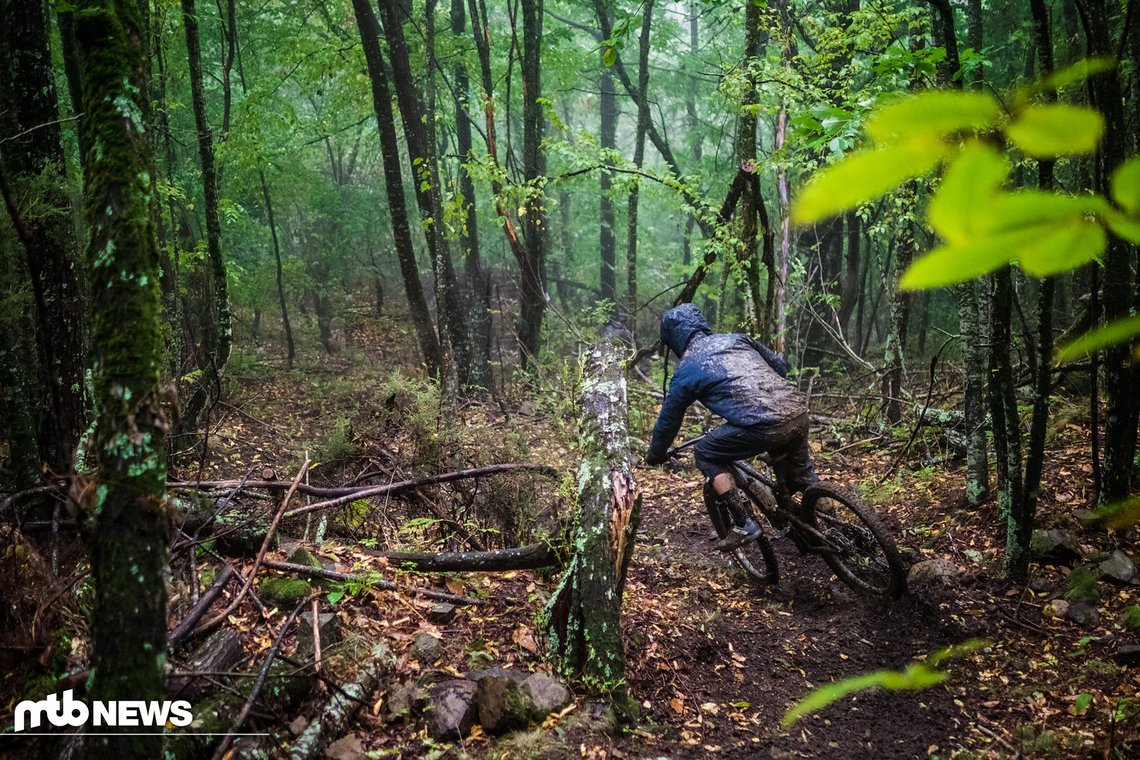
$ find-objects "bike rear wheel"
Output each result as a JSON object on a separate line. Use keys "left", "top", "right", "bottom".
{"left": 704, "top": 482, "right": 779, "bottom": 587}
{"left": 801, "top": 482, "right": 906, "bottom": 599}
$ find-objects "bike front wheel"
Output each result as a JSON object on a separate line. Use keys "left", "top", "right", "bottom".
{"left": 801, "top": 482, "right": 907, "bottom": 599}
{"left": 705, "top": 481, "right": 779, "bottom": 587}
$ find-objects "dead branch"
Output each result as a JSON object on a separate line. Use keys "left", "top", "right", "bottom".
{"left": 168, "top": 462, "right": 558, "bottom": 501}
{"left": 260, "top": 559, "right": 488, "bottom": 606}
{"left": 281, "top": 464, "right": 556, "bottom": 520}
{"left": 168, "top": 564, "right": 235, "bottom": 649}
{"left": 210, "top": 602, "right": 307, "bottom": 760}
{"left": 362, "top": 541, "right": 558, "bottom": 571}
{"left": 196, "top": 460, "right": 311, "bottom": 636}
{"left": 286, "top": 641, "right": 392, "bottom": 760}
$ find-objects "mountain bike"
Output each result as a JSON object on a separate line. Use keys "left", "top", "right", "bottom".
{"left": 667, "top": 435, "right": 907, "bottom": 600}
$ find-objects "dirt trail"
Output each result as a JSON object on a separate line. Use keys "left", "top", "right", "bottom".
{"left": 615, "top": 467, "right": 973, "bottom": 758}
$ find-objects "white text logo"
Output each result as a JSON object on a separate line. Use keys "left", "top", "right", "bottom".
{"left": 13, "top": 690, "right": 193, "bottom": 733}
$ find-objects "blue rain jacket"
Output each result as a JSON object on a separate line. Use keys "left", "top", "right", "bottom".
{"left": 647, "top": 304, "right": 807, "bottom": 462}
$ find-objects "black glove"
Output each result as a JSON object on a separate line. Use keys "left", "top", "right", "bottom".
{"left": 645, "top": 447, "right": 668, "bottom": 466}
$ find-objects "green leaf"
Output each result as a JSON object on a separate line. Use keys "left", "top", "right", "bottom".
{"left": 601, "top": 46, "right": 617, "bottom": 67}
{"left": 1105, "top": 213, "right": 1140, "bottom": 244}
{"left": 1110, "top": 157, "right": 1140, "bottom": 214}
{"left": 782, "top": 672, "right": 885, "bottom": 726}
{"left": 1055, "top": 314, "right": 1140, "bottom": 361}
{"left": 1072, "top": 693, "right": 1093, "bottom": 715}
{"left": 864, "top": 91, "right": 1001, "bottom": 144}
{"left": 900, "top": 237, "right": 1015, "bottom": 290}
{"left": 782, "top": 663, "right": 949, "bottom": 726}
{"left": 1016, "top": 219, "right": 1106, "bottom": 276}
{"left": 927, "top": 143, "right": 1009, "bottom": 245}
{"left": 1037, "top": 57, "right": 1117, "bottom": 92}
{"left": 1005, "top": 104, "right": 1104, "bottom": 157}
{"left": 792, "top": 139, "right": 947, "bottom": 224}
{"left": 1084, "top": 496, "right": 1140, "bottom": 531}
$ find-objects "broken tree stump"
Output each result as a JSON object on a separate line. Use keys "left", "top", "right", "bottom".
{"left": 544, "top": 335, "right": 640, "bottom": 699}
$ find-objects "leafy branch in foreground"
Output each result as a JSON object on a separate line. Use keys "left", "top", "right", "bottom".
{"left": 782, "top": 639, "right": 987, "bottom": 726}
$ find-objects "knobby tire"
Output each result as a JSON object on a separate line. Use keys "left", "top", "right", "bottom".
{"left": 704, "top": 481, "right": 779, "bottom": 587}
{"left": 800, "top": 481, "right": 907, "bottom": 599}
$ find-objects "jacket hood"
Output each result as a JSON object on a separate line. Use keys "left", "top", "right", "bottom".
{"left": 660, "top": 304, "right": 711, "bottom": 357}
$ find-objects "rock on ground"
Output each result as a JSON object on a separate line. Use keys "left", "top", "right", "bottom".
{"left": 476, "top": 673, "right": 531, "bottom": 734}
{"left": 1098, "top": 550, "right": 1137, "bottom": 584}
{"left": 427, "top": 679, "right": 478, "bottom": 740}
{"left": 907, "top": 558, "right": 961, "bottom": 586}
{"left": 520, "top": 673, "right": 572, "bottom": 716}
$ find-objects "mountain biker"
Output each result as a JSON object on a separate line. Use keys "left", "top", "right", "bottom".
{"left": 644, "top": 304, "right": 818, "bottom": 550}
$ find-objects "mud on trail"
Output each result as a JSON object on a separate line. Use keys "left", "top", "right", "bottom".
{"left": 614, "top": 465, "right": 974, "bottom": 759}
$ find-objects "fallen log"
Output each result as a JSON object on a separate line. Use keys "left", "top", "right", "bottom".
{"left": 169, "top": 563, "right": 235, "bottom": 649}
{"left": 210, "top": 603, "right": 307, "bottom": 760}
{"left": 261, "top": 559, "right": 488, "bottom": 606}
{"left": 361, "top": 542, "right": 559, "bottom": 572}
{"left": 167, "top": 462, "right": 559, "bottom": 500}
{"left": 286, "top": 641, "right": 392, "bottom": 760}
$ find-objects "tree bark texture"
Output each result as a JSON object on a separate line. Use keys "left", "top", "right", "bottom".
{"left": 73, "top": 2, "right": 170, "bottom": 756}
{"left": 352, "top": 0, "right": 444, "bottom": 377}
{"left": 545, "top": 337, "right": 640, "bottom": 697}
{"left": 451, "top": 0, "right": 492, "bottom": 387}
{"left": 518, "top": 0, "right": 547, "bottom": 368}
{"left": 625, "top": 0, "right": 654, "bottom": 321}
{"left": 0, "top": 0, "right": 88, "bottom": 476}
{"left": 376, "top": 0, "right": 473, "bottom": 387}
{"left": 1084, "top": 0, "right": 1138, "bottom": 502}
{"left": 598, "top": 52, "right": 618, "bottom": 303}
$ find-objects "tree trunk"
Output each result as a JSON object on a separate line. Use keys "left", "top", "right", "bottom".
{"left": 1085, "top": 0, "right": 1138, "bottom": 502}
{"left": 518, "top": 0, "right": 547, "bottom": 369}
{"left": 625, "top": 0, "right": 654, "bottom": 325}
{"left": 73, "top": 2, "right": 170, "bottom": 756}
{"left": 376, "top": 0, "right": 473, "bottom": 387}
{"left": 545, "top": 335, "right": 640, "bottom": 703}
{"left": 681, "top": 6, "right": 702, "bottom": 269}
{"left": 598, "top": 55, "right": 618, "bottom": 304}
{"left": 0, "top": 0, "right": 87, "bottom": 476}
{"left": 451, "top": 0, "right": 492, "bottom": 388}
{"left": 182, "top": 0, "right": 231, "bottom": 376}
{"left": 927, "top": 0, "right": 990, "bottom": 504}
{"left": 736, "top": 0, "right": 764, "bottom": 334}
{"left": 352, "top": 0, "right": 443, "bottom": 377}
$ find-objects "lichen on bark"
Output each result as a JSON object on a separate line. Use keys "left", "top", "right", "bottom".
{"left": 544, "top": 337, "right": 640, "bottom": 710}
{"left": 73, "top": 2, "right": 170, "bottom": 757}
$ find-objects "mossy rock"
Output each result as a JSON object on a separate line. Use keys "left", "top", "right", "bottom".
{"left": 1064, "top": 566, "right": 1100, "bottom": 603}
{"left": 259, "top": 577, "right": 312, "bottom": 606}
{"left": 1081, "top": 658, "right": 1118, "bottom": 678}
{"left": 284, "top": 545, "right": 323, "bottom": 568}
{"left": 1121, "top": 605, "right": 1140, "bottom": 631}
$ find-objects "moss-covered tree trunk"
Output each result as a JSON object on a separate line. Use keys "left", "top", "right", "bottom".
{"left": 450, "top": 0, "right": 492, "bottom": 388}
{"left": 545, "top": 336, "right": 640, "bottom": 703}
{"left": 73, "top": 1, "right": 170, "bottom": 757}
{"left": 0, "top": 0, "right": 87, "bottom": 476}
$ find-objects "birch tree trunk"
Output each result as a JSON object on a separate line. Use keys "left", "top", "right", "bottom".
{"left": 545, "top": 336, "right": 640, "bottom": 705}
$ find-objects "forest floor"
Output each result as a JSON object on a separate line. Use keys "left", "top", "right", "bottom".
{"left": 4, "top": 304, "right": 1140, "bottom": 759}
